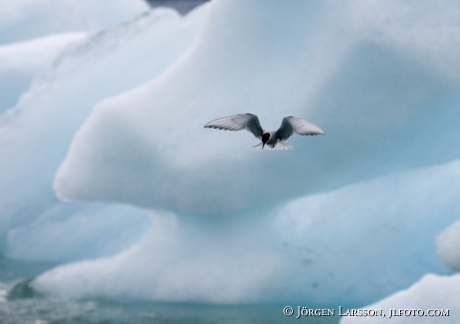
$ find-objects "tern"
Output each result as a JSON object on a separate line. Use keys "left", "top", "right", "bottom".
{"left": 204, "top": 113, "right": 325, "bottom": 150}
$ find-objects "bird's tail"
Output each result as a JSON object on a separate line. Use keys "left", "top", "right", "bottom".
{"left": 276, "top": 141, "right": 294, "bottom": 150}
{"left": 252, "top": 141, "right": 293, "bottom": 150}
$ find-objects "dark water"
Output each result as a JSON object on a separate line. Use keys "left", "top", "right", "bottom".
{"left": 0, "top": 257, "right": 339, "bottom": 324}
{"left": 145, "top": 0, "right": 210, "bottom": 15}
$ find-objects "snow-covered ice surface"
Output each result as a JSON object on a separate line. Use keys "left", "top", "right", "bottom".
{"left": 1, "top": 0, "right": 460, "bottom": 319}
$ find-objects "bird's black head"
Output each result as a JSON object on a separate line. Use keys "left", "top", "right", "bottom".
{"left": 261, "top": 133, "right": 270, "bottom": 150}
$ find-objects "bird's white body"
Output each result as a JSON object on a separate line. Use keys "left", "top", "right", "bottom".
{"left": 204, "top": 113, "right": 325, "bottom": 150}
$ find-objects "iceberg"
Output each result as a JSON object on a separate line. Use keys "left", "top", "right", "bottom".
{"left": 7, "top": 203, "right": 151, "bottom": 262}
{"left": 1, "top": 0, "right": 460, "bottom": 312}
{"left": 0, "top": 0, "right": 148, "bottom": 114}
{"left": 0, "top": 33, "right": 86, "bottom": 113}
{"left": 33, "top": 211, "right": 284, "bottom": 303}
{"left": 271, "top": 160, "right": 460, "bottom": 304}
{"left": 340, "top": 273, "right": 459, "bottom": 323}
{"left": 33, "top": 0, "right": 460, "bottom": 305}
{"left": 0, "top": 6, "right": 207, "bottom": 256}
{"left": 33, "top": 159, "right": 460, "bottom": 304}
{"left": 340, "top": 220, "right": 460, "bottom": 323}
{"left": 54, "top": 0, "right": 460, "bottom": 216}
{"left": 436, "top": 220, "right": 460, "bottom": 272}
{"left": 0, "top": 0, "right": 149, "bottom": 44}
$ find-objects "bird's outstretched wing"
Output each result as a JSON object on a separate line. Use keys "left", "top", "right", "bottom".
{"left": 204, "top": 113, "right": 264, "bottom": 138}
{"left": 276, "top": 116, "right": 325, "bottom": 141}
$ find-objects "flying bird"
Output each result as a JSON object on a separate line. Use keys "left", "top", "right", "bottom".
{"left": 204, "top": 113, "right": 325, "bottom": 150}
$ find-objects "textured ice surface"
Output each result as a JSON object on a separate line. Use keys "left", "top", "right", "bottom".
{"left": 33, "top": 0, "right": 460, "bottom": 305}
{"left": 437, "top": 220, "right": 460, "bottom": 272}
{"left": 54, "top": 0, "right": 460, "bottom": 215}
{"left": 1, "top": 0, "right": 460, "bottom": 310}
{"left": 0, "top": 0, "right": 149, "bottom": 44}
{"left": 7, "top": 203, "right": 151, "bottom": 262}
{"left": 272, "top": 159, "right": 460, "bottom": 304}
{"left": 0, "top": 6, "right": 207, "bottom": 256}
{"left": 0, "top": 33, "right": 86, "bottom": 112}
{"left": 33, "top": 159, "right": 460, "bottom": 304}
{"left": 33, "top": 211, "right": 283, "bottom": 303}
{"left": 340, "top": 273, "right": 459, "bottom": 323}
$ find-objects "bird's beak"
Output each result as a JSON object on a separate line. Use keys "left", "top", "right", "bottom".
{"left": 262, "top": 143, "right": 265, "bottom": 150}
